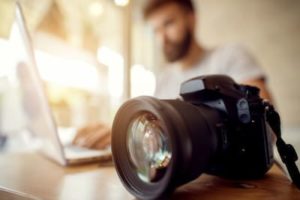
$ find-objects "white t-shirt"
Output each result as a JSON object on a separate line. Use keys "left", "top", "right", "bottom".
{"left": 154, "top": 44, "right": 265, "bottom": 99}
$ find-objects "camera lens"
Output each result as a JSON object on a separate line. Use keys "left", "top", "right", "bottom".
{"left": 127, "top": 112, "right": 172, "bottom": 183}
{"left": 112, "top": 96, "right": 220, "bottom": 199}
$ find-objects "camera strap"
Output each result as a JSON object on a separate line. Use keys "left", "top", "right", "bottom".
{"left": 265, "top": 102, "right": 300, "bottom": 189}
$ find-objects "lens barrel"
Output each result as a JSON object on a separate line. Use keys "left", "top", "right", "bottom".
{"left": 112, "top": 96, "right": 223, "bottom": 199}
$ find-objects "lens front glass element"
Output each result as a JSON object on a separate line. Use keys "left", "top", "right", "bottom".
{"left": 127, "top": 112, "right": 172, "bottom": 183}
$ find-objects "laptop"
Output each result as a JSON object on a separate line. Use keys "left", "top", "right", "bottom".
{"left": 10, "top": 2, "right": 112, "bottom": 166}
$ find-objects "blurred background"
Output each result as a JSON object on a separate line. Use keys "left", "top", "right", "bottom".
{"left": 0, "top": 0, "right": 299, "bottom": 147}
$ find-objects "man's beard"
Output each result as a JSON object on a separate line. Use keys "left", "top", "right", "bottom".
{"left": 163, "top": 29, "right": 193, "bottom": 63}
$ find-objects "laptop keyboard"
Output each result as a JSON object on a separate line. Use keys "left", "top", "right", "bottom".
{"left": 64, "top": 144, "right": 112, "bottom": 159}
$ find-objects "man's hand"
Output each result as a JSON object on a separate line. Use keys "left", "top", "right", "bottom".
{"left": 73, "top": 122, "right": 111, "bottom": 150}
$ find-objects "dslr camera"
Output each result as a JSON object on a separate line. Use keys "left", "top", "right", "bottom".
{"left": 112, "top": 75, "right": 300, "bottom": 199}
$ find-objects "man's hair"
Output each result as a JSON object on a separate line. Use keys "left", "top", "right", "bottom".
{"left": 143, "top": 0, "right": 195, "bottom": 19}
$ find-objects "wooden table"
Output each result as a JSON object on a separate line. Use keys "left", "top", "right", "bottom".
{"left": 0, "top": 153, "right": 299, "bottom": 200}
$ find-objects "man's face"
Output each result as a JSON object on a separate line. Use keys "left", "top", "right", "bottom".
{"left": 148, "top": 3, "right": 195, "bottom": 62}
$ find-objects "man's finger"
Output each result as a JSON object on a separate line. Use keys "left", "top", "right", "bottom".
{"left": 93, "top": 133, "right": 111, "bottom": 150}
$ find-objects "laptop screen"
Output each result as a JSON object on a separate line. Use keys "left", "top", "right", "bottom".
{"left": 10, "top": 2, "right": 66, "bottom": 164}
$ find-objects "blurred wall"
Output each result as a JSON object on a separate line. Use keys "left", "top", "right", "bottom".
{"left": 196, "top": 0, "right": 300, "bottom": 127}
{"left": 0, "top": 0, "right": 14, "bottom": 38}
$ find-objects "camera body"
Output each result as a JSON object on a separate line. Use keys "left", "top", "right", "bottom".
{"left": 112, "top": 74, "right": 299, "bottom": 199}
{"left": 180, "top": 75, "right": 274, "bottom": 178}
